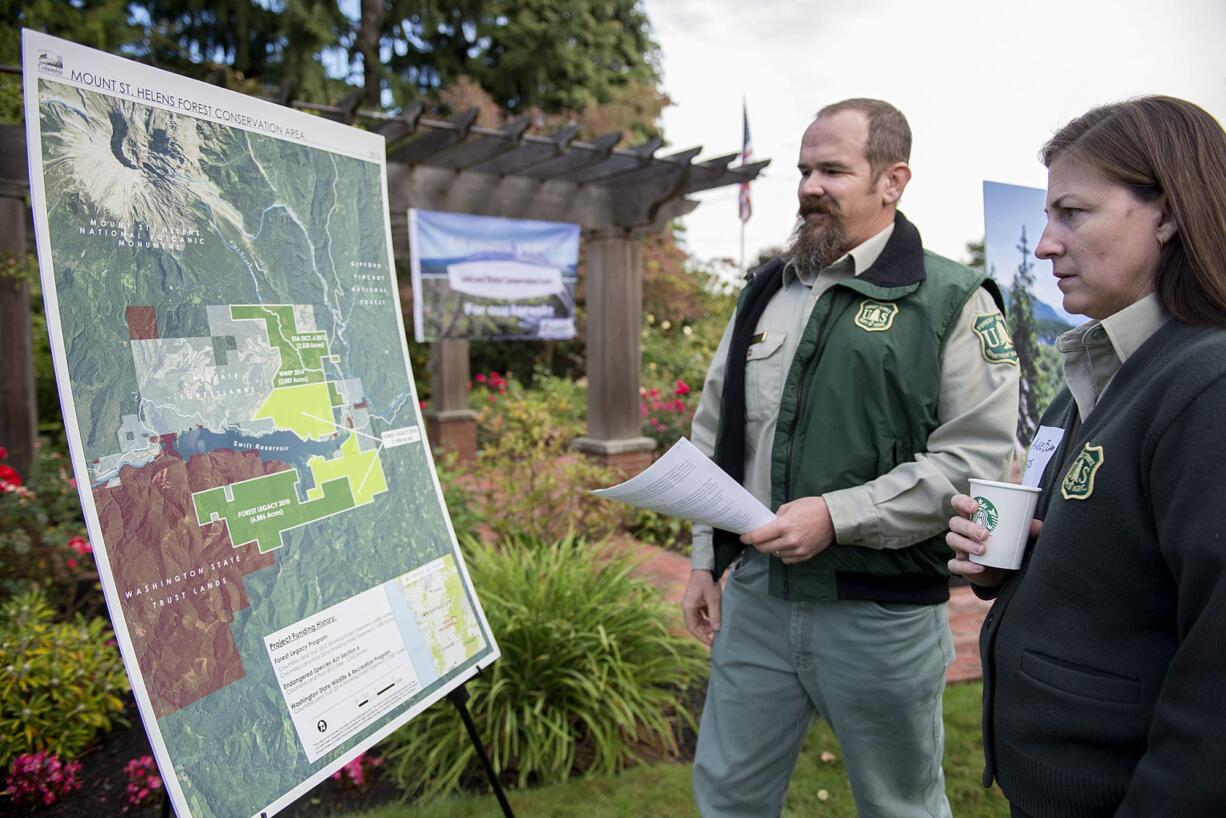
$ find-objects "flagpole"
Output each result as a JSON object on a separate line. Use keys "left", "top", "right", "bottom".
{"left": 740, "top": 221, "right": 745, "bottom": 275}
{"left": 739, "top": 96, "right": 752, "bottom": 276}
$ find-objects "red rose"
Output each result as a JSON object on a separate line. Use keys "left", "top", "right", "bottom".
{"left": 0, "top": 464, "right": 21, "bottom": 491}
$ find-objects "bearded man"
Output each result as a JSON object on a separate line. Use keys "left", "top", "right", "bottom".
{"left": 682, "top": 99, "right": 1020, "bottom": 818}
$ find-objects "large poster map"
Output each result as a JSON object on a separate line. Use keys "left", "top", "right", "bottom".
{"left": 23, "top": 31, "right": 498, "bottom": 818}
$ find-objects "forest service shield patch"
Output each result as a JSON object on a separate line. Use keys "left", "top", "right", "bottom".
{"left": 1061, "top": 443, "right": 1105, "bottom": 500}
{"left": 854, "top": 300, "right": 898, "bottom": 332}
{"left": 973, "top": 313, "right": 1019, "bottom": 365}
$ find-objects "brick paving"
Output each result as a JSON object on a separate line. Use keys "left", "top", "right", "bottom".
{"left": 626, "top": 541, "right": 991, "bottom": 684}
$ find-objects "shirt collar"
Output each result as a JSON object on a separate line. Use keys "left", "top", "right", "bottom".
{"left": 782, "top": 221, "right": 895, "bottom": 287}
{"left": 1057, "top": 292, "right": 1169, "bottom": 420}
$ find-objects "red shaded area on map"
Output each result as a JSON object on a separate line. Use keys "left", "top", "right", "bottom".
{"left": 94, "top": 449, "right": 282, "bottom": 717}
{"left": 126, "top": 306, "right": 159, "bottom": 340}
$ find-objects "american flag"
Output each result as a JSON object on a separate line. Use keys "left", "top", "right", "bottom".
{"left": 739, "top": 100, "right": 753, "bottom": 223}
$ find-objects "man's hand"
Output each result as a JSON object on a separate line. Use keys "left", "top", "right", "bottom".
{"left": 946, "top": 493, "right": 1042, "bottom": 588}
{"left": 681, "top": 570, "right": 722, "bottom": 647}
{"left": 741, "top": 496, "right": 834, "bottom": 564}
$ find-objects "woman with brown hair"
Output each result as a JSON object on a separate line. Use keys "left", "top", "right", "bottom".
{"left": 947, "top": 96, "right": 1226, "bottom": 817}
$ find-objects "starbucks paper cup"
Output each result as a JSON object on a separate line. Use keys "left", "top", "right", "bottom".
{"left": 966, "top": 478, "right": 1043, "bottom": 570}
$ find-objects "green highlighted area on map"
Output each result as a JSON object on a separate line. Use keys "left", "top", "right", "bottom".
{"left": 307, "top": 433, "right": 387, "bottom": 506}
{"left": 192, "top": 427, "right": 389, "bottom": 553}
{"left": 253, "top": 381, "right": 335, "bottom": 441}
{"left": 230, "top": 305, "right": 329, "bottom": 388}
{"left": 194, "top": 468, "right": 354, "bottom": 553}
{"left": 190, "top": 303, "right": 390, "bottom": 553}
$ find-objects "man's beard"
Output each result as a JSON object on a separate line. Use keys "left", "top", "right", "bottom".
{"left": 786, "top": 197, "right": 847, "bottom": 277}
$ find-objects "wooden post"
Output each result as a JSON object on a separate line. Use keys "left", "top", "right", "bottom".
{"left": 573, "top": 230, "right": 656, "bottom": 474}
{"left": 0, "top": 186, "right": 37, "bottom": 479}
{"left": 424, "top": 339, "right": 477, "bottom": 461}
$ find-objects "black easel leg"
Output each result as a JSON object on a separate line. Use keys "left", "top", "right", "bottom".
{"left": 162, "top": 790, "right": 172, "bottom": 818}
{"left": 446, "top": 683, "right": 515, "bottom": 818}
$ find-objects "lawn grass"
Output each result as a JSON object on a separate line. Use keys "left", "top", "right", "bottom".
{"left": 347, "top": 682, "right": 1008, "bottom": 818}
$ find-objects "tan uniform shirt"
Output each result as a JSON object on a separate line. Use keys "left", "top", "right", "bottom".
{"left": 1058, "top": 293, "right": 1169, "bottom": 421}
{"left": 690, "top": 223, "right": 1020, "bottom": 570}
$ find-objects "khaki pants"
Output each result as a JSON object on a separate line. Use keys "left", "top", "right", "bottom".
{"left": 692, "top": 550, "right": 955, "bottom": 818}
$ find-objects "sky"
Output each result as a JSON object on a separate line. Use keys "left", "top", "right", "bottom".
{"left": 643, "top": 0, "right": 1226, "bottom": 275}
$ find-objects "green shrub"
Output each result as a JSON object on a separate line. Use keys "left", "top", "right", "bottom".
{"left": 467, "top": 374, "right": 625, "bottom": 543}
{"left": 0, "top": 590, "right": 130, "bottom": 767}
{"left": 434, "top": 451, "right": 484, "bottom": 541}
{"left": 0, "top": 441, "right": 101, "bottom": 617}
{"left": 382, "top": 536, "right": 707, "bottom": 798}
{"left": 629, "top": 508, "right": 691, "bottom": 554}
{"left": 469, "top": 370, "right": 586, "bottom": 450}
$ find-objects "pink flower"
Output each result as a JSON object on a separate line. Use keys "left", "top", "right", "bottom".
{"left": 475, "top": 373, "right": 487, "bottom": 383}
{"left": 66, "top": 558, "right": 78, "bottom": 570}
{"left": 5, "top": 752, "right": 82, "bottom": 808}
{"left": 123, "top": 755, "right": 162, "bottom": 808}
{"left": 674, "top": 379, "right": 691, "bottom": 396}
{"left": 68, "top": 535, "right": 92, "bottom": 555}
{"left": 0, "top": 445, "right": 7, "bottom": 459}
{"left": 330, "top": 754, "right": 379, "bottom": 789}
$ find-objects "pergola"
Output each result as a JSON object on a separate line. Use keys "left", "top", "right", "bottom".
{"left": 0, "top": 87, "right": 769, "bottom": 476}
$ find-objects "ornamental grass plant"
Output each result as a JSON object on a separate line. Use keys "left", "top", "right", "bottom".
{"left": 382, "top": 535, "right": 707, "bottom": 800}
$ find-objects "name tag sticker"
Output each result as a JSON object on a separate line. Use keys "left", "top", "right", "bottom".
{"left": 1023, "top": 425, "right": 1064, "bottom": 487}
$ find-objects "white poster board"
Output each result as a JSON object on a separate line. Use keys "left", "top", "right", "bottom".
{"left": 22, "top": 30, "right": 498, "bottom": 818}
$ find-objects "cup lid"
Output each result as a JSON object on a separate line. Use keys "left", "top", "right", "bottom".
{"left": 967, "top": 478, "right": 1043, "bottom": 493}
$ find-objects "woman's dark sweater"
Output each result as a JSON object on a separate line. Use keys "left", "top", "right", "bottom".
{"left": 979, "top": 319, "right": 1226, "bottom": 818}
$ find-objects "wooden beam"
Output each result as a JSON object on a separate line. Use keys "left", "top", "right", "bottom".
{"left": 563, "top": 136, "right": 660, "bottom": 185}
{"left": 0, "top": 125, "right": 29, "bottom": 187}
{"left": 684, "top": 158, "right": 772, "bottom": 195}
{"left": 387, "top": 108, "right": 480, "bottom": 165}
{"left": 424, "top": 340, "right": 477, "bottom": 461}
{"left": 0, "top": 195, "right": 36, "bottom": 479}
{"left": 425, "top": 116, "right": 530, "bottom": 170}
{"left": 374, "top": 101, "right": 424, "bottom": 145}
{"left": 517, "top": 131, "right": 621, "bottom": 180}
{"left": 573, "top": 231, "right": 655, "bottom": 467}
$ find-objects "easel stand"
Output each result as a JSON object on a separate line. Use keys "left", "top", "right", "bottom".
{"left": 447, "top": 682, "right": 516, "bottom": 818}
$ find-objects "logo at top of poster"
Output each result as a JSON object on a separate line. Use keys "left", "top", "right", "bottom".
{"left": 973, "top": 313, "right": 1019, "bottom": 365}
{"left": 37, "top": 48, "right": 64, "bottom": 75}
{"left": 1061, "top": 443, "right": 1104, "bottom": 500}
{"left": 853, "top": 299, "right": 898, "bottom": 332}
{"left": 447, "top": 259, "right": 564, "bottom": 299}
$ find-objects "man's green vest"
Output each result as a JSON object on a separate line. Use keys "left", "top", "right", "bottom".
{"left": 717, "top": 215, "right": 1004, "bottom": 602}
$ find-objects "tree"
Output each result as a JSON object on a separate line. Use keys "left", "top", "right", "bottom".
{"left": 1009, "top": 225, "right": 1044, "bottom": 442}
{"left": 8, "top": 1, "right": 662, "bottom": 126}
{"left": 134, "top": 0, "right": 349, "bottom": 101}
{"left": 371, "top": 0, "right": 660, "bottom": 114}
{"left": 964, "top": 239, "right": 985, "bottom": 273}
{"left": 1, "top": 0, "right": 139, "bottom": 65}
